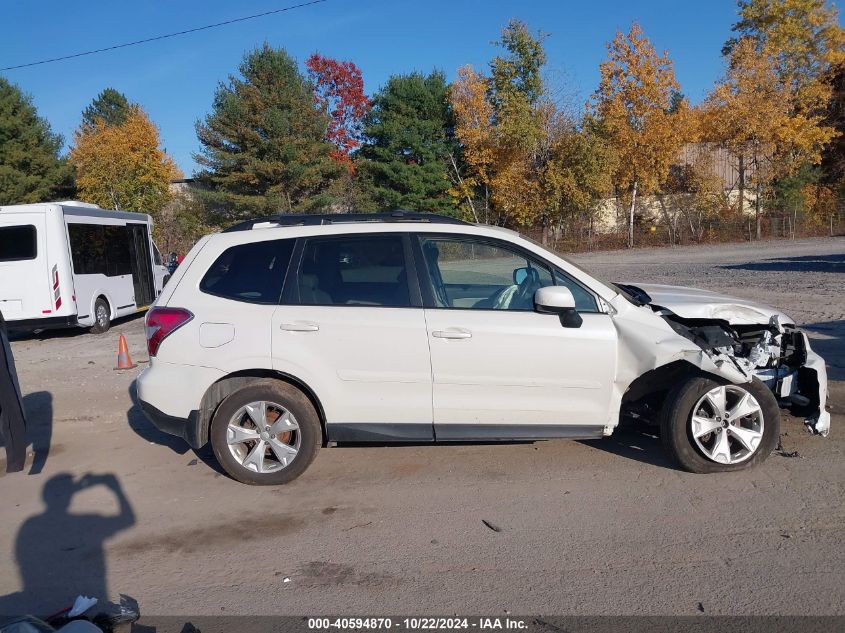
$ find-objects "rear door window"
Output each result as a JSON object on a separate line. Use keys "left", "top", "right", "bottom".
{"left": 200, "top": 239, "right": 294, "bottom": 304}
{"left": 0, "top": 225, "right": 37, "bottom": 262}
{"left": 295, "top": 234, "right": 411, "bottom": 307}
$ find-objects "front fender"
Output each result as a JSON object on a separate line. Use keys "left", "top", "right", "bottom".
{"left": 606, "top": 296, "right": 751, "bottom": 430}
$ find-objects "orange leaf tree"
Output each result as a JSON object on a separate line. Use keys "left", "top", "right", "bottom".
{"left": 701, "top": 37, "right": 837, "bottom": 237}
{"left": 593, "top": 23, "right": 689, "bottom": 247}
{"left": 70, "top": 105, "right": 181, "bottom": 213}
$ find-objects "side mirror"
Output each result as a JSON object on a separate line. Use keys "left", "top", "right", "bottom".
{"left": 513, "top": 266, "right": 535, "bottom": 285}
{"left": 534, "top": 286, "right": 582, "bottom": 328}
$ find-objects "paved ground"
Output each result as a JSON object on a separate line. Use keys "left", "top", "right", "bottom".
{"left": 0, "top": 237, "right": 843, "bottom": 618}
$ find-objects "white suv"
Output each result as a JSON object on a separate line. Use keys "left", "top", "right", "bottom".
{"left": 137, "top": 212, "right": 830, "bottom": 485}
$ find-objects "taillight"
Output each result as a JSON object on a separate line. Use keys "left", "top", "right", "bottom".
{"left": 145, "top": 307, "right": 193, "bottom": 356}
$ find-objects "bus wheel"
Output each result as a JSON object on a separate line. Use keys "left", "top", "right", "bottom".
{"left": 90, "top": 298, "right": 111, "bottom": 334}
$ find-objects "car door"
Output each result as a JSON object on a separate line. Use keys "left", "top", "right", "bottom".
{"left": 415, "top": 234, "right": 618, "bottom": 440}
{"left": 188, "top": 237, "right": 295, "bottom": 372}
{"left": 271, "top": 232, "right": 433, "bottom": 442}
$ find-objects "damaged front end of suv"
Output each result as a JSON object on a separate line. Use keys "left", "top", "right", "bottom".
{"left": 618, "top": 283, "right": 830, "bottom": 436}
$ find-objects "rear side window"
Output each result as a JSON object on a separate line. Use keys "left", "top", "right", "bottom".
{"left": 295, "top": 234, "right": 411, "bottom": 307}
{"left": 0, "top": 225, "right": 37, "bottom": 262}
{"left": 200, "top": 239, "right": 294, "bottom": 304}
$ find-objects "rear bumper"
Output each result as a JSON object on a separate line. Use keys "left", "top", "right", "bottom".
{"left": 138, "top": 399, "right": 203, "bottom": 448}
{"left": 6, "top": 315, "right": 78, "bottom": 331}
{"left": 136, "top": 362, "right": 224, "bottom": 448}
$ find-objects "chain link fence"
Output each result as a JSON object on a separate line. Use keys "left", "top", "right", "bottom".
{"left": 522, "top": 211, "right": 845, "bottom": 253}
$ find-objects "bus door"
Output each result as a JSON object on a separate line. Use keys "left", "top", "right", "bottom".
{"left": 127, "top": 223, "right": 155, "bottom": 307}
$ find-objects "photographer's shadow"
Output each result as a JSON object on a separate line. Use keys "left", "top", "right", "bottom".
{"left": 0, "top": 472, "right": 135, "bottom": 616}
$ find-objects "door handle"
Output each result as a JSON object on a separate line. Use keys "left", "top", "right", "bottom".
{"left": 279, "top": 322, "right": 319, "bottom": 332}
{"left": 432, "top": 328, "right": 472, "bottom": 340}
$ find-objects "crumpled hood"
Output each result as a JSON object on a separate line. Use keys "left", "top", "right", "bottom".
{"left": 627, "top": 283, "right": 795, "bottom": 326}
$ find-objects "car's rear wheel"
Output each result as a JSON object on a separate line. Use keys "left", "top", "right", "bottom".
{"left": 210, "top": 380, "right": 320, "bottom": 485}
{"left": 661, "top": 376, "right": 779, "bottom": 473}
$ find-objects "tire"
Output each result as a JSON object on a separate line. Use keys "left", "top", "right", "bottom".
{"left": 210, "top": 379, "right": 321, "bottom": 485}
{"left": 89, "top": 297, "right": 111, "bottom": 334}
{"left": 661, "top": 376, "right": 779, "bottom": 473}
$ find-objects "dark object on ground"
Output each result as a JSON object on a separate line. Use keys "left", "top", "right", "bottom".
{"left": 46, "top": 595, "right": 139, "bottom": 632}
{"left": 482, "top": 519, "right": 501, "bottom": 533}
{"left": 0, "top": 310, "right": 27, "bottom": 473}
{"left": 775, "top": 437, "right": 802, "bottom": 458}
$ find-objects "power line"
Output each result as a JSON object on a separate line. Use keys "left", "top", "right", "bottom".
{"left": 1, "top": 0, "right": 329, "bottom": 72}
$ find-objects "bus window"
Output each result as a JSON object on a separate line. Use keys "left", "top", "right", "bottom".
{"left": 0, "top": 225, "right": 37, "bottom": 262}
{"left": 68, "top": 224, "right": 107, "bottom": 274}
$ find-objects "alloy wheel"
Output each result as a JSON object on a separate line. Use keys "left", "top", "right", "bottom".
{"left": 226, "top": 400, "right": 300, "bottom": 474}
{"left": 690, "top": 385, "right": 765, "bottom": 465}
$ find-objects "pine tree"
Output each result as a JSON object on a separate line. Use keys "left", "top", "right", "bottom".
{"left": 195, "top": 44, "right": 341, "bottom": 219}
{"left": 82, "top": 88, "right": 131, "bottom": 128}
{"left": 0, "top": 78, "right": 74, "bottom": 205}
{"left": 356, "top": 71, "right": 457, "bottom": 214}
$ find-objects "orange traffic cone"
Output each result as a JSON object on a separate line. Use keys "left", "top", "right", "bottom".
{"left": 114, "top": 334, "right": 137, "bottom": 370}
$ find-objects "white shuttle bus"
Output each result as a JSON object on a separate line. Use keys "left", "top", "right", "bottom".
{"left": 0, "top": 201, "right": 169, "bottom": 333}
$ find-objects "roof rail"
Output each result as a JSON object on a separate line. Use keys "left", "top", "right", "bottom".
{"left": 222, "top": 210, "right": 470, "bottom": 232}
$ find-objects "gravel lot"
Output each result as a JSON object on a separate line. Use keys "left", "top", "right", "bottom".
{"left": 0, "top": 236, "right": 843, "bottom": 618}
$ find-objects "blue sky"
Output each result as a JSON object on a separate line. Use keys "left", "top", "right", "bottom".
{"left": 3, "top": 0, "right": 749, "bottom": 175}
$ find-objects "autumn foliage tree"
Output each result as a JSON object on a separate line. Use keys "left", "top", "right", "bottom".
{"left": 593, "top": 23, "right": 689, "bottom": 247}
{"left": 450, "top": 20, "right": 618, "bottom": 242}
{"left": 701, "top": 37, "right": 837, "bottom": 238}
{"left": 305, "top": 53, "right": 371, "bottom": 170}
{"left": 725, "top": 0, "right": 845, "bottom": 116}
{"left": 449, "top": 65, "right": 495, "bottom": 221}
{"left": 449, "top": 20, "right": 556, "bottom": 228}
{"left": 487, "top": 20, "right": 551, "bottom": 228}
{"left": 70, "top": 105, "right": 180, "bottom": 212}
{"left": 544, "top": 116, "right": 618, "bottom": 247}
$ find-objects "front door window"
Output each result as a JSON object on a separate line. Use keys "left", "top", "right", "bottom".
{"left": 418, "top": 237, "right": 554, "bottom": 311}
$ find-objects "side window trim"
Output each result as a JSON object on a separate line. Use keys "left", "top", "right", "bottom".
{"left": 285, "top": 232, "right": 423, "bottom": 309}
{"left": 280, "top": 237, "right": 305, "bottom": 305}
{"left": 551, "top": 267, "right": 601, "bottom": 313}
{"left": 410, "top": 232, "right": 602, "bottom": 313}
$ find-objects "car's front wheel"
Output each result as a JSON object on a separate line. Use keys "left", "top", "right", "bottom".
{"left": 210, "top": 380, "right": 321, "bottom": 485}
{"left": 661, "top": 376, "right": 779, "bottom": 473}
